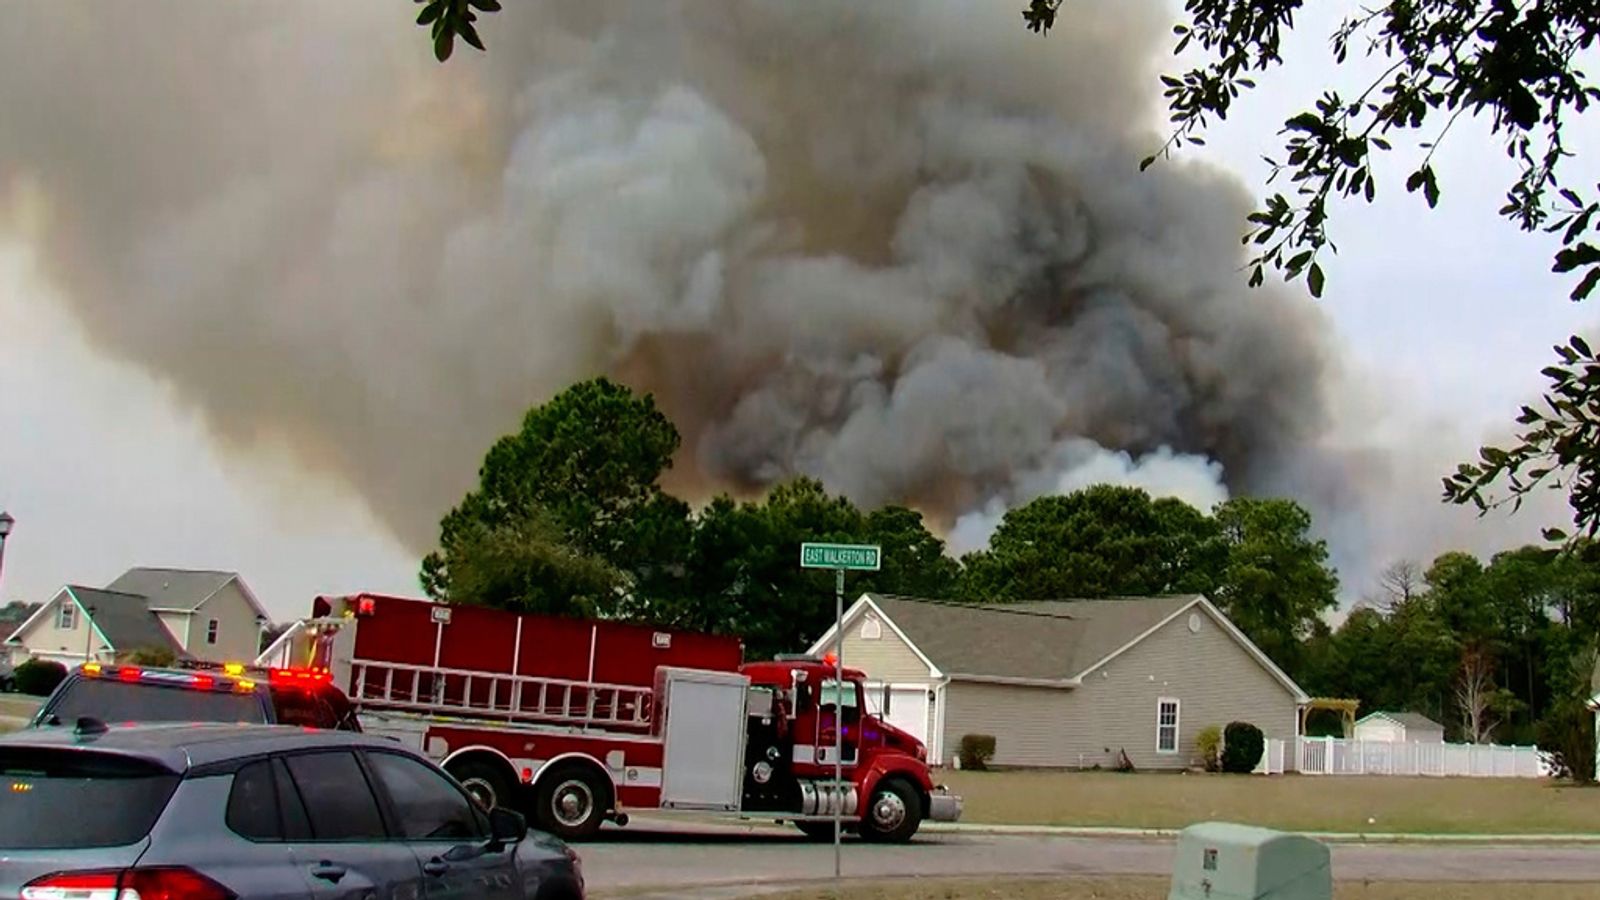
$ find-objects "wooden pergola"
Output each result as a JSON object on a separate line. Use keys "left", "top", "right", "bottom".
{"left": 1299, "top": 697, "right": 1360, "bottom": 737}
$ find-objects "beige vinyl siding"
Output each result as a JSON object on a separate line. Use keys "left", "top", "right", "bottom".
{"left": 155, "top": 611, "right": 192, "bottom": 649}
{"left": 942, "top": 681, "right": 1079, "bottom": 768}
{"left": 942, "top": 603, "right": 1299, "bottom": 770}
{"left": 191, "top": 581, "right": 263, "bottom": 663}
{"left": 16, "top": 591, "right": 111, "bottom": 661}
{"left": 830, "top": 607, "right": 934, "bottom": 683}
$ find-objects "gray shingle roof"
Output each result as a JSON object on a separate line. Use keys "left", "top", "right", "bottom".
{"left": 67, "top": 586, "right": 185, "bottom": 655}
{"left": 866, "top": 594, "right": 1201, "bottom": 682}
{"left": 105, "top": 568, "right": 235, "bottom": 612}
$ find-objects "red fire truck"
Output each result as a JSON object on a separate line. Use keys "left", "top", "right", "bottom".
{"left": 259, "top": 592, "right": 961, "bottom": 842}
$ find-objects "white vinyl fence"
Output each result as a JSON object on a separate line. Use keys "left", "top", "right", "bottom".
{"left": 1254, "top": 737, "right": 1549, "bottom": 778}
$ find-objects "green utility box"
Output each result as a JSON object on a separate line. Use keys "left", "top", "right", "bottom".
{"left": 1168, "top": 822, "right": 1332, "bottom": 900}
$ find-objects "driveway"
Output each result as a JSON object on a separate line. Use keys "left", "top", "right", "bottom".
{"left": 579, "top": 820, "right": 1600, "bottom": 896}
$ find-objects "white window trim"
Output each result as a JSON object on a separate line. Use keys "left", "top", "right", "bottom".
{"left": 56, "top": 602, "right": 76, "bottom": 631}
{"left": 206, "top": 618, "right": 220, "bottom": 645}
{"left": 1156, "top": 697, "right": 1181, "bottom": 755}
{"left": 860, "top": 615, "right": 882, "bottom": 641}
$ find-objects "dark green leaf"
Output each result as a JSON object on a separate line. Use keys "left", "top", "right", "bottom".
{"left": 417, "top": 2, "right": 443, "bottom": 25}
{"left": 1308, "top": 262, "right": 1325, "bottom": 298}
{"left": 1543, "top": 527, "right": 1569, "bottom": 542}
{"left": 434, "top": 26, "right": 454, "bottom": 61}
{"left": 1573, "top": 267, "right": 1600, "bottom": 302}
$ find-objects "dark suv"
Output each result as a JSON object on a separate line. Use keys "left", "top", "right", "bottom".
{"left": 0, "top": 722, "right": 584, "bottom": 899}
{"left": 30, "top": 662, "right": 360, "bottom": 731}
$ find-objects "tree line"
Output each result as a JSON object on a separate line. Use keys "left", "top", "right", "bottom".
{"left": 427, "top": 378, "right": 1598, "bottom": 778}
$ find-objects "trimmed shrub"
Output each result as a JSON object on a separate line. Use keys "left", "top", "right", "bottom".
{"left": 1196, "top": 725, "right": 1223, "bottom": 772}
{"left": 15, "top": 658, "right": 68, "bottom": 697}
{"left": 958, "top": 734, "right": 997, "bottom": 770}
{"left": 1221, "top": 721, "right": 1265, "bottom": 773}
{"left": 123, "top": 646, "right": 178, "bottom": 667}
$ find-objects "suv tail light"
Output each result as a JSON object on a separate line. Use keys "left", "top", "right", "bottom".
{"left": 22, "top": 867, "right": 235, "bottom": 900}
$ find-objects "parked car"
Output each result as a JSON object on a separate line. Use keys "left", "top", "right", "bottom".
{"left": 0, "top": 721, "right": 585, "bottom": 899}
{"left": 28, "top": 661, "right": 361, "bottom": 731}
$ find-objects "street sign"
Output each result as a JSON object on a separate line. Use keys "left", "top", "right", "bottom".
{"left": 800, "top": 542, "right": 881, "bottom": 571}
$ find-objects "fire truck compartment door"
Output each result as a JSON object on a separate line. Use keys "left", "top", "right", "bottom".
{"left": 659, "top": 667, "right": 750, "bottom": 811}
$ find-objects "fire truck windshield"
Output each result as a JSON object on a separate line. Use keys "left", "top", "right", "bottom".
{"left": 817, "top": 680, "right": 862, "bottom": 714}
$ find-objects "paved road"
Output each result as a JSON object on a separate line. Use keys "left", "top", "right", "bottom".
{"left": 580, "top": 820, "right": 1600, "bottom": 897}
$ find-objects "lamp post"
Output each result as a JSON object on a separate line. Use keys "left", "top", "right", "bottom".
{"left": 0, "top": 510, "right": 13, "bottom": 599}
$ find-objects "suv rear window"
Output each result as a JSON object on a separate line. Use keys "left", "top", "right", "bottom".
{"left": 43, "top": 677, "right": 267, "bottom": 726}
{"left": 0, "top": 749, "right": 179, "bottom": 849}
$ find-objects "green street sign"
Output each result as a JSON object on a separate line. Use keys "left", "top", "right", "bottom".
{"left": 800, "top": 542, "right": 881, "bottom": 571}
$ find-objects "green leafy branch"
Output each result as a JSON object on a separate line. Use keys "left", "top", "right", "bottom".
{"left": 415, "top": 0, "right": 501, "bottom": 62}
{"left": 1443, "top": 335, "right": 1600, "bottom": 540}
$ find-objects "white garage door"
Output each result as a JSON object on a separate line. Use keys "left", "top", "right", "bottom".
{"left": 867, "top": 684, "right": 929, "bottom": 747}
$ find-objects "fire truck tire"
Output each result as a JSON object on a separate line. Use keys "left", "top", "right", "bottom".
{"left": 449, "top": 758, "right": 520, "bottom": 813}
{"left": 532, "top": 762, "right": 610, "bottom": 840}
{"left": 858, "top": 778, "right": 922, "bottom": 843}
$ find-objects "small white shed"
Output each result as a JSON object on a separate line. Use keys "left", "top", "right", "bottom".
{"left": 1354, "top": 711, "right": 1445, "bottom": 743}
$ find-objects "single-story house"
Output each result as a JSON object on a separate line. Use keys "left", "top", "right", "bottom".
{"left": 1353, "top": 711, "right": 1446, "bottom": 743}
{"left": 808, "top": 593, "right": 1309, "bottom": 770}
{"left": 4, "top": 568, "right": 270, "bottom": 666}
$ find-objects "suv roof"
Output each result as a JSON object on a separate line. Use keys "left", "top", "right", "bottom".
{"left": 0, "top": 722, "right": 385, "bottom": 771}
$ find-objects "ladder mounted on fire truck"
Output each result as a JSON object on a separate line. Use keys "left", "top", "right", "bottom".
{"left": 344, "top": 658, "right": 656, "bottom": 731}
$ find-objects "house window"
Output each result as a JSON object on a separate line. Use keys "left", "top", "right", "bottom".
{"left": 1157, "top": 698, "right": 1180, "bottom": 754}
{"left": 207, "top": 619, "right": 220, "bottom": 645}
{"left": 860, "top": 615, "right": 882, "bottom": 641}
{"left": 56, "top": 602, "right": 76, "bottom": 631}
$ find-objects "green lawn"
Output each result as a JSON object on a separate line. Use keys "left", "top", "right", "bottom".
{"left": 753, "top": 878, "right": 1600, "bottom": 900}
{"left": 940, "top": 770, "right": 1600, "bottom": 835}
{"left": 0, "top": 695, "right": 41, "bottom": 718}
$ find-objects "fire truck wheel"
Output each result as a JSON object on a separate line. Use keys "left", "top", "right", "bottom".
{"left": 858, "top": 778, "right": 922, "bottom": 843}
{"left": 534, "top": 763, "right": 609, "bottom": 840}
{"left": 450, "top": 759, "right": 519, "bottom": 813}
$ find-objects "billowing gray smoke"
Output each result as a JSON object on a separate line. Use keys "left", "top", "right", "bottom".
{"left": 0, "top": 1, "right": 1334, "bottom": 553}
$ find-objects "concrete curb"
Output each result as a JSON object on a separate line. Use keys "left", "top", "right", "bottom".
{"left": 922, "top": 822, "right": 1600, "bottom": 844}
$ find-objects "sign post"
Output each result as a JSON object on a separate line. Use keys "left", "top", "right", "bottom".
{"left": 799, "top": 542, "right": 881, "bottom": 880}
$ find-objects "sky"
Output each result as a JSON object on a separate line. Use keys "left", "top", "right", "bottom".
{"left": 0, "top": 2, "right": 1596, "bottom": 623}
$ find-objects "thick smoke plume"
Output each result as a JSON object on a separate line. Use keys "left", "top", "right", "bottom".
{"left": 1, "top": 2, "right": 1338, "bottom": 561}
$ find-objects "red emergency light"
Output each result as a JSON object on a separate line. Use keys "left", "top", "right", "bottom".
{"left": 270, "top": 666, "right": 333, "bottom": 686}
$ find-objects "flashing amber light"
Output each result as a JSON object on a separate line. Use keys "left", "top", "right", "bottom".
{"left": 81, "top": 662, "right": 102, "bottom": 677}
{"left": 117, "top": 667, "right": 142, "bottom": 683}
{"left": 222, "top": 663, "right": 245, "bottom": 676}
{"left": 11, "top": 782, "right": 34, "bottom": 793}
{"left": 236, "top": 679, "right": 257, "bottom": 692}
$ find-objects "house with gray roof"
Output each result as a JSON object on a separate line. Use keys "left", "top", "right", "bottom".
{"left": 3, "top": 568, "right": 271, "bottom": 666}
{"left": 1353, "top": 710, "right": 1446, "bottom": 744}
{"left": 807, "top": 593, "right": 1309, "bottom": 770}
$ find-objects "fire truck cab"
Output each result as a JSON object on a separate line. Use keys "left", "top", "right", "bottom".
{"left": 260, "top": 593, "right": 960, "bottom": 842}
